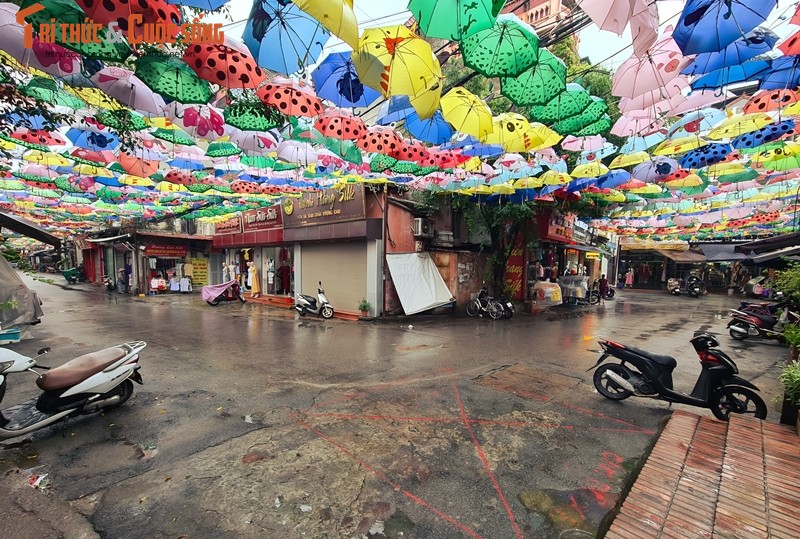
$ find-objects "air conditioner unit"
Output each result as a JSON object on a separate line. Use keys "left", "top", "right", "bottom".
{"left": 412, "top": 218, "right": 433, "bottom": 238}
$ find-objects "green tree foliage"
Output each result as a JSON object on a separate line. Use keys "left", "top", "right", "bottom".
{"left": 775, "top": 261, "right": 800, "bottom": 304}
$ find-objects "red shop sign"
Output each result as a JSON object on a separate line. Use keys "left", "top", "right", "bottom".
{"left": 144, "top": 244, "right": 188, "bottom": 258}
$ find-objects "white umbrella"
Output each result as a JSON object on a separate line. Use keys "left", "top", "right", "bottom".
{"left": 91, "top": 67, "right": 166, "bottom": 115}
{"left": 277, "top": 140, "right": 317, "bottom": 166}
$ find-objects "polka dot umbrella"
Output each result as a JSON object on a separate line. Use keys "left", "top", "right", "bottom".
{"left": 224, "top": 99, "right": 286, "bottom": 132}
{"left": 356, "top": 125, "right": 404, "bottom": 155}
{"left": 314, "top": 108, "right": 366, "bottom": 141}
{"left": 459, "top": 14, "right": 539, "bottom": 78}
{"left": 500, "top": 49, "right": 567, "bottom": 107}
{"left": 256, "top": 77, "right": 323, "bottom": 118}
{"left": 134, "top": 55, "right": 213, "bottom": 105}
{"left": 75, "top": 0, "right": 182, "bottom": 38}
{"left": 182, "top": 41, "right": 266, "bottom": 90}
{"left": 743, "top": 89, "right": 800, "bottom": 114}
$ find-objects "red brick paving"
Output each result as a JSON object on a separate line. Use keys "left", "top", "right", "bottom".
{"left": 605, "top": 411, "right": 800, "bottom": 538}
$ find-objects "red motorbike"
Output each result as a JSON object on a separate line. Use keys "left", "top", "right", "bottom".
{"left": 201, "top": 280, "right": 246, "bottom": 306}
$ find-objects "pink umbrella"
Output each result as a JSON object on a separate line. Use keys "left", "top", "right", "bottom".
{"left": 162, "top": 102, "right": 227, "bottom": 140}
{"left": 228, "top": 129, "right": 278, "bottom": 156}
{"left": 718, "top": 180, "right": 762, "bottom": 192}
{"left": 579, "top": 0, "right": 634, "bottom": 35}
{"left": 618, "top": 77, "right": 688, "bottom": 113}
{"left": 561, "top": 135, "right": 606, "bottom": 152}
{"left": 669, "top": 90, "right": 734, "bottom": 116}
{"left": 611, "top": 112, "right": 665, "bottom": 137}
{"left": 630, "top": 0, "right": 659, "bottom": 57}
{"left": 91, "top": 67, "right": 166, "bottom": 115}
{"left": 612, "top": 30, "right": 693, "bottom": 99}
{"left": 696, "top": 211, "right": 723, "bottom": 224}
{"left": 723, "top": 207, "right": 754, "bottom": 220}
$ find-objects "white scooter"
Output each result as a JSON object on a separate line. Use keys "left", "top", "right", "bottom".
{"left": 0, "top": 341, "right": 146, "bottom": 439}
{"left": 295, "top": 281, "right": 334, "bottom": 319}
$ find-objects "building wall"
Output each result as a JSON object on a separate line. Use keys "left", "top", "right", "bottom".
{"left": 502, "top": 0, "right": 565, "bottom": 27}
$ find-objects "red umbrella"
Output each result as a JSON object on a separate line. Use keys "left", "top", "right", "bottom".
{"left": 118, "top": 152, "right": 159, "bottom": 177}
{"left": 231, "top": 180, "right": 260, "bottom": 194}
{"left": 314, "top": 108, "right": 366, "bottom": 141}
{"left": 164, "top": 169, "right": 196, "bottom": 185}
{"left": 10, "top": 129, "right": 68, "bottom": 147}
{"left": 183, "top": 41, "right": 266, "bottom": 90}
{"left": 75, "top": 0, "right": 181, "bottom": 38}
{"left": 391, "top": 139, "right": 431, "bottom": 163}
{"left": 743, "top": 89, "right": 800, "bottom": 114}
{"left": 257, "top": 77, "right": 323, "bottom": 118}
{"left": 356, "top": 125, "right": 403, "bottom": 154}
{"left": 70, "top": 148, "right": 114, "bottom": 164}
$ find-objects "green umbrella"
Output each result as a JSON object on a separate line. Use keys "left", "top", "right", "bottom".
{"left": 409, "top": 0, "right": 499, "bottom": 41}
{"left": 370, "top": 154, "right": 398, "bottom": 172}
{"left": 323, "top": 137, "right": 363, "bottom": 164}
{"left": 224, "top": 100, "right": 286, "bottom": 131}
{"left": 134, "top": 55, "right": 213, "bottom": 105}
{"left": 739, "top": 140, "right": 786, "bottom": 155}
{"left": 20, "top": 0, "right": 132, "bottom": 62}
{"left": 151, "top": 128, "right": 195, "bottom": 146}
{"left": 241, "top": 155, "right": 276, "bottom": 168}
{"left": 0, "top": 179, "right": 27, "bottom": 190}
{"left": 94, "top": 109, "right": 148, "bottom": 132}
{"left": 391, "top": 160, "right": 423, "bottom": 174}
{"left": 574, "top": 115, "right": 612, "bottom": 137}
{"left": 206, "top": 141, "right": 242, "bottom": 158}
{"left": 530, "top": 83, "right": 592, "bottom": 123}
{"left": 459, "top": 14, "right": 540, "bottom": 77}
{"left": 20, "top": 77, "right": 86, "bottom": 110}
{"left": 550, "top": 96, "right": 608, "bottom": 135}
{"left": 500, "top": 49, "right": 567, "bottom": 106}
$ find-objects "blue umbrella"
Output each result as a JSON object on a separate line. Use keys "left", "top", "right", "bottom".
{"left": 576, "top": 142, "right": 617, "bottom": 165}
{"left": 731, "top": 119, "right": 794, "bottom": 150}
{"left": 441, "top": 134, "right": 480, "bottom": 150}
{"left": 689, "top": 59, "right": 772, "bottom": 91}
{"left": 2, "top": 113, "right": 48, "bottom": 129}
{"left": 668, "top": 108, "right": 727, "bottom": 138}
{"left": 167, "top": 0, "right": 230, "bottom": 9}
{"left": 65, "top": 128, "right": 119, "bottom": 151}
{"left": 597, "top": 170, "right": 631, "bottom": 189}
{"left": 168, "top": 158, "right": 206, "bottom": 170}
{"left": 678, "top": 143, "right": 733, "bottom": 169}
{"left": 311, "top": 52, "right": 380, "bottom": 108}
{"left": 566, "top": 177, "right": 597, "bottom": 193}
{"left": 681, "top": 28, "right": 778, "bottom": 76}
{"left": 620, "top": 133, "right": 665, "bottom": 153}
{"left": 674, "top": 0, "right": 778, "bottom": 55}
{"left": 462, "top": 143, "right": 504, "bottom": 158}
{"left": 376, "top": 95, "right": 415, "bottom": 125}
{"left": 758, "top": 55, "right": 800, "bottom": 91}
{"left": 405, "top": 110, "right": 454, "bottom": 144}
{"left": 242, "top": 0, "right": 331, "bottom": 76}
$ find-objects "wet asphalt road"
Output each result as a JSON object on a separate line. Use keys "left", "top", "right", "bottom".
{"left": 0, "top": 274, "right": 788, "bottom": 539}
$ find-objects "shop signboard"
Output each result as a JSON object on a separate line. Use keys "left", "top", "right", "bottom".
{"left": 620, "top": 239, "right": 688, "bottom": 251}
{"left": 189, "top": 257, "right": 208, "bottom": 286}
{"left": 214, "top": 214, "right": 242, "bottom": 235}
{"left": 282, "top": 184, "right": 365, "bottom": 228}
{"left": 242, "top": 206, "right": 282, "bottom": 232}
{"left": 538, "top": 208, "right": 575, "bottom": 243}
{"left": 504, "top": 238, "right": 525, "bottom": 301}
{"left": 144, "top": 244, "right": 188, "bottom": 258}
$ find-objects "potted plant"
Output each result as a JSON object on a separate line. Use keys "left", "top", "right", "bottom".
{"left": 779, "top": 360, "right": 800, "bottom": 434}
{"left": 358, "top": 299, "right": 372, "bottom": 317}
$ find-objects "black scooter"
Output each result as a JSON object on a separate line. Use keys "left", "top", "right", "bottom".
{"left": 588, "top": 333, "right": 767, "bottom": 421}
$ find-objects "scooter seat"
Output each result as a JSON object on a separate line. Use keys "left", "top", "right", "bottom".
{"left": 36, "top": 347, "right": 128, "bottom": 391}
{"left": 623, "top": 344, "right": 678, "bottom": 369}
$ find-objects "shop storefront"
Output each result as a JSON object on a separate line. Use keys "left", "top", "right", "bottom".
{"left": 618, "top": 240, "right": 697, "bottom": 290}
{"left": 282, "top": 184, "right": 383, "bottom": 315}
{"left": 137, "top": 232, "right": 212, "bottom": 294}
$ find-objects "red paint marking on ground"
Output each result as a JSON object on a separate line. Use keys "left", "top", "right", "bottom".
{"left": 569, "top": 494, "right": 586, "bottom": 520}
{"left": 452, "top": 382, "right": 524, "bottom": 539}
{"left": 307, "top": 370, "right": 453, "bottom": 410}
{"left": 295, "top": 419, "right": 486, "bottom": 539}
{"left": 558, "top": 401, "right": 654, "bottom": 434}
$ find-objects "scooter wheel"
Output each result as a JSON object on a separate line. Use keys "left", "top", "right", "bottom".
{"left": 321, "top": 305, "right": 334, "bottom": 319}
{"left": 593, "top": 364, "right": 634, "bottom": 400}
{"left": 710, "top": 386, "right": 767, "bottom": 421}
{"left": 207, "top": 297, "right": 222, "bottom": 306}
{"left": 238, "top": 294, "right": 246, "bottom": 303}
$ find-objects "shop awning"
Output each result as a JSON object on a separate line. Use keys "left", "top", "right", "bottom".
{"left": 386, "top": 253, "right": 454, "bottom": 315}
{"left": 564, "top": 244, "right": 615, "bottom": 257}
{"left": 697, "top": 244, "right": 749, "bottom": 262}
{"left": 655, "top": 249, "right": 706, "bottom": 263}
{"left": 735, "top": 232, "right": 800, "bottom": 255}
{"left": 750, "top": 245, "right": 800, "bottom": 264}
{"left": 0, "top": 212, "right": 60, "bottom": 248}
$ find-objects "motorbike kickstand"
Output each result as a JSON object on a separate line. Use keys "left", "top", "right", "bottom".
{"left": 60, "top": 417, "right": 71, "bottom": 438}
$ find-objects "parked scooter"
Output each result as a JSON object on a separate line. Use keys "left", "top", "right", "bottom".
{"left": 466, "top": 283, "right": 504, "bottom": 320}
{"left": 667, "top": 275, "right": 706, "bottom": 297}
{"left": 589, "top": 333, "right": 767, "bottom": 421}
{"left": 0, "top": 341, "right": 146, "bottom": 439}
{"left": 295, "top": 281, "right": 334, "bottom": 319}
{"left": 496, "top": 295, "right": 515, "bottom": 319}
{"left": 201, "top": 280, "right": 246, "bottom": 306}
{"left": 727, "top": 306, "right": 800, "bottom": 341}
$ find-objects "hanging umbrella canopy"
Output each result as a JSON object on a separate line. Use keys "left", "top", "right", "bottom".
{"left": 242, "top": 0, "right": 332, "bottom": 75}
{"left": 151, "top": 127, "right": 195, "bottom": 146}
{"left": 206, "top": 141, "right": 241, "bottom": 158}
{"left": 292, "top": 0, "right": 358, "bottom": 49}
{"left": 277, "top": 140, "right": 317, "bottom": 166}
{"left": 610, "top": 151, "right": 651, "bottom": 169}
{"left": 257, "top": 77, "right": 324, "bottom": 117}
{"left": 94, "top": 109, "right": 149, "bottom": 132}
{"left": 459, "top": 14, "right": 540, "bottom": 78}
{"left": 577, "top": 142, "right": 618, "bottom": 164}
{"left": 531, "top": 83, "right": 592, "bottom": 123}
{"left": 311, "top": 52, "right": 381, "bottom": 108}
{"left": 550, "top": 96, "right": 608, "bottom": 136}
{"left": 134, "top": 55, "right": 213, "bottom": 104}
{"left": 480, "top": 113, "right": 536, "bottom": 152}
{"left": 707, "top": 113, "right": 773, "bottom": 140}
{"left": 731, "top": 119, "right": 795, "bottom": 150}
{"left": 618, "top": 78, "right": 689, "bottom": 114}
{"left": 743, "top": 89, "right": 800, "bottom": 114}
{"left": 404, "top": 110, "right": 454, "bottom": 144}
{"left": 20, "top": 0, "right": 132, "bottom": 62}
{"left": 575, "top": 115, "right": 613, "bottom": 137}
{"left": 674, "top": 0, "right": 778, "bottom": 55}
{"left": 228, "top": 129, "right": 279, "bottom": 156}
{"left": 681, "top": 28, "right": 778, "bottom": 76}
{"left": 632, "top": 157, "right": 680, "bottom": 182}
{"left": 540, "top": 170, "right": 572, "bottom": 185}
{"left": 356, "top": 125, "right": 404, "bottom": 154}
{"left": 353, "top": 25, "right": 443, "bottom": 119}
{"left": 20, "top": 77, "right": 86, "bottom": 110}
{"left": 612, "top": 32, "right": 692, "bottom": 99}
{"left": 439, "top": 87, "right": 493, "bottom": 139}
{"left": 653, "top": 135, "right": 708, "bottom": 156}
{"left": 314, "top": 108, "right": 366, "bottom": 141}
{"left": 562, "top": 135, "right": 606, "bottom": 152}
{"left": 670, "top": 89, "right": 735, "bottom": 115}
{"left": 224, "top": 99, "right": 286, "bottom": 132}
{"left": 758, "top": 55, "right": 800, "bottom": 91}
{"left": 409, "top": 0, "right": 499, "bottom": 41}
{"left": 572, "top": 162, "right": 610, "bottom": 178}
{"left": 182, "top": 42, "right": 266, "bottom": 90}
{"left": 667, "top": 108, "right": 727, "bottom": 138}
{"left": 162, "top": 102, "right": 227, "bottom": 140}
{"left": 678, "top": 143, "right": 733, "bottom": 168}
{"left": 500, "top": 49, "right": 567, "bottom": 107}
{"left": 91, "top": 67, "right": 166, "bottom": 115}
{"left": 689, "top": 59, "right": 773, "bottom": 91}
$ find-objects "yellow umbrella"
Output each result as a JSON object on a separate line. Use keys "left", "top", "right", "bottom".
{"left": 22, "top": 150, "right": 72, "bottom": 166}
{"left": 353, "top": 26, "right": 443, "bottom": 118}
{"left": 540, "top": 170, "right": 572, "bottom": 185}
{"left": 782, "top": 100, "right": 800, "bottom": 117}
{"left": 481, "top": 113, "right": 538, "bottom": 152}
{"left": 156, "top": 181, "right": 188, "bottom": 193}
{"left": 703, "top": 162, "right": 746, "bottom": 177}
{"left": 652, "top": 135, "right": 707, "bottom": 156}
{"left": 707, "top": 112, "right": 773, "bottom": 140}
{"left": 610, "top": 151, "right": 650, "bottom": 169}
{"left": 491, "top": 183, "right": 516, "bottom": 195}
{"left": 527, "top": 123, "right": 562, "bottom": 151}
{"left": 73, "top": 164, "right": 115, "bottom": 177}
{"left": 146, "top": 117, "right": 176, "bottom": 129}
{"left": 440, "top": 87, "right": 493, "bottom": 139}
{"left": 66, "top": 86, "right": 124, "bottom": 110}
{"left": 514, "top": 177, "right": 545, "bottom": 189}
{"left": 293, "top": 0, "right": 359, "bottom": 49}
{"left": 118, "top": 174, "right": 155, "bottom": 187}
{"left": 664, "top": 173, "right": 703, "bottom": 188}
{"left": 0, "top": 138, "right": 18, "bottom": 151}
{"left": 461, "top": 156, "right": 484, "bottom": 172}
{"left": 629, "top": 184, "right": 664, "bottom": 195}
{"left": 599, "top": 190, "right": 626, "bottom": 202}
{"left": 750, "top": 141, "right": 800, "bottom": 164}
{"left": 571, "top": 162, "right": 609, "bottom": 178}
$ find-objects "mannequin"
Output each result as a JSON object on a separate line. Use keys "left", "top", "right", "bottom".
{"left": 248, "top": 262, "right": 261, "bottom": 298}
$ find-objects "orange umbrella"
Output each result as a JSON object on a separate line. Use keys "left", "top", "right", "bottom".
{"left": 257, "top": 77, "right": 323, "bottom": 118}
{"left": 314, "top": 108, "right": 366, "bottom": 141}
{"left": 356, "top": 125, "right": 403, "bottom": 154}
{"left": 183, "top": 40, "right": 266, "bottom": 90}
{"left": 118, "top": 152, "right": 159, "bottom": 177}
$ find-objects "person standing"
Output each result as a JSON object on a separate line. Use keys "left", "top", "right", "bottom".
{"left": 625, "top": 268, "right": 634, "bottom": 289}
{"left": 599, "top": 274, "right": 609, "bottom": 305}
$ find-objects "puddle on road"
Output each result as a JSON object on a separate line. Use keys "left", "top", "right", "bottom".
{"left": 519, "top": 487, "right": 618, "bottom": 538}
{"left": 475, "top": 364, "right": 583, "bottom": 404}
